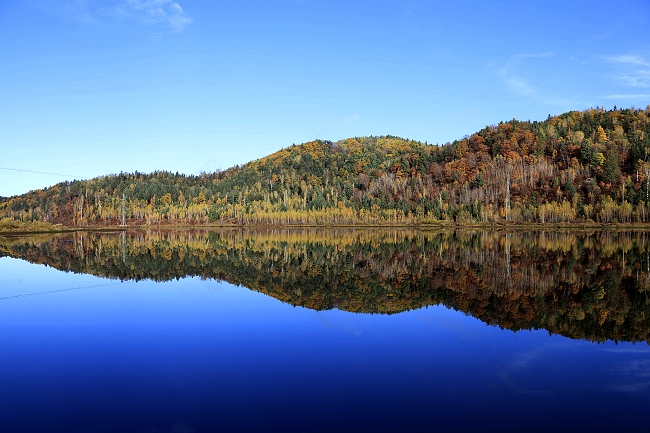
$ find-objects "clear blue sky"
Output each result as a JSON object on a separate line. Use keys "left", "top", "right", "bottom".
{"left": 1, "top": 0, "right": 649, "bottom": 197}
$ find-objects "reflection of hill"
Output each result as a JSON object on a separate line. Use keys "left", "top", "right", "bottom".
{"left": 2, "top": 229, "right": 650, "bottom": 343}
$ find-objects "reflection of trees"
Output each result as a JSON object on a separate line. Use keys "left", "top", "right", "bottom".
{"left": 2, "top": 229, "right": 650, "bottom": 343}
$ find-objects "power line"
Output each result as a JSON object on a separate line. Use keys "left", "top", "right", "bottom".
{"left": 0, "top": 281, "right": 128, "bottom": 301}
{"left": 0, "top": 167, "right": 90, "bottom": 179}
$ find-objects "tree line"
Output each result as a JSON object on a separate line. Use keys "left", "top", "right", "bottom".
{"left": 2, "top": 106, "right": 650, "bottom": 226}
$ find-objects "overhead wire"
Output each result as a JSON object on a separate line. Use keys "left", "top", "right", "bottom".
{"left": 0, "top": 281, "right": 130, "bottom": 301}
{"left": 0, "top": 167, "right": 90, "bottom": 179}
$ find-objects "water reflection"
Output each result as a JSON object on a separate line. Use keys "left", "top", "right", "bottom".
{"left": 2, "top": 229, "right": 650, "bottom": 343}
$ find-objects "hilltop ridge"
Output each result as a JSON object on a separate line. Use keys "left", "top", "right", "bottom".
{"left": 2, "top": 106, "right": 650, "bottom": 227}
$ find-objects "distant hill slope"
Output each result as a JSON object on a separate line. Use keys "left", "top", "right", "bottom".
{"left": 2, "top": 106, "right": 650, "bottom": 226}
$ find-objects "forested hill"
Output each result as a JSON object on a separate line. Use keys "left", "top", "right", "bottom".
{"left": 2, "top": 106, "right": 650, "bottom": 227}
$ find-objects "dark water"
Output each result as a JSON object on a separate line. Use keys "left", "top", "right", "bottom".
{"left": 1, "top": 229, "right": 650, "bottom": 432}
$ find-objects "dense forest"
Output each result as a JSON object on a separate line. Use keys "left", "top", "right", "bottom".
{"left": 2, "top": 229, "right": 650, "bottom": 343}
{"left": 2, "top": 106, "right": 650, "bottom": 226}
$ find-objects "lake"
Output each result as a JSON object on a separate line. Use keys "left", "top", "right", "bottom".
{"left": 1, "top": 229, "right": 650, "bottom": 432}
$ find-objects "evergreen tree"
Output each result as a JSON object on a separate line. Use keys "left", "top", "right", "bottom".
{"left": 603, "top": 145, "right": 621, "bottom": 184}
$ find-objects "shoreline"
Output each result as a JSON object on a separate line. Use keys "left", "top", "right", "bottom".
{"left": 6, "top": 220, "right": 650, "bottom": 235}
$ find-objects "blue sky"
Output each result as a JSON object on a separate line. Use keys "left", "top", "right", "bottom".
{"left": 1, "top": 0, "right": 649, "bottom": 197}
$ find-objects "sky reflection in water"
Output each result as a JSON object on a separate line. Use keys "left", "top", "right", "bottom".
{"left": 1, "top": 250, "right": 650, "bottom": 432}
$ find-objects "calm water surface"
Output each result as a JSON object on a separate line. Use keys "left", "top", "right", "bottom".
{"left": 1, "top": 230, "right": 649, "bottom": 432}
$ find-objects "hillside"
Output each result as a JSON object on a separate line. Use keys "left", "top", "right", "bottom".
{"left": 2, "top": 106, "right": 650, "bottom": 226}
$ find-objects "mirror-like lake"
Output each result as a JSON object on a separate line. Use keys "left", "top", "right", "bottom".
{"left": 1, "top": 229, "right": 650, "bottom": 432}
